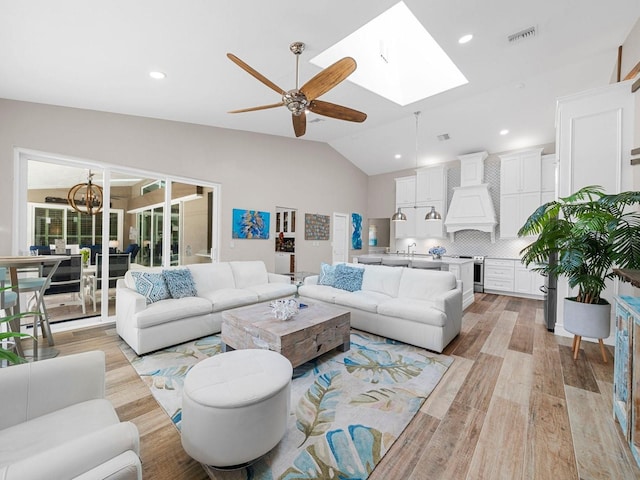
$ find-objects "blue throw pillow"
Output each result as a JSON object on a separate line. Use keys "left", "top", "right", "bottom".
{"left": 318, "top": 263, "right": 337, "bottom": 286}
{"left": 163, "top": 269, "right": 198, "bottom": 299}
{"left": 131, "top": 271, "right": 171, "bottom": 304}
{"left": 333, "top": 264, "right": 364, "bottom": 292}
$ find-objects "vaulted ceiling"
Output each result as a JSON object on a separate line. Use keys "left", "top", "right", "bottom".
{"left": 1, "top": 1, "right": 638, "bottom": 175}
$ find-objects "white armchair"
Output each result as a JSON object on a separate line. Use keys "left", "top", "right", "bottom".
{"left": 0, "top": 351, "right": 142, "bottom": 480}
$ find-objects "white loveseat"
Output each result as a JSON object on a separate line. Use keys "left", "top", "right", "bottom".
{"left": 298, "top": 264, "right": 462, "bottom": 353}
{"left": 116, "top": 260, "right": 297, "bottom": 355}
{"left": 0, "top": 351, "right": 141, "bottom": 480}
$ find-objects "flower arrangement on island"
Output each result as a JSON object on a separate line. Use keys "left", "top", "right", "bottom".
{"left": 428, "top": 246, "right": 446, "bottom": 259}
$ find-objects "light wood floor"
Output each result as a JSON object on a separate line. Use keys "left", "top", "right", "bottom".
{"left": 46, "top": 293, "right": 640, "bottom": 479}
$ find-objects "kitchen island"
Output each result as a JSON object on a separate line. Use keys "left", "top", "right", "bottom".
{"left": 353, "top": 254, "right": 475, "bottom": 309}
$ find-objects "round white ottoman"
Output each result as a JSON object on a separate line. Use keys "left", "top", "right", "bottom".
{"left": 181, "top": 349, "right": 293, "bottom": 468}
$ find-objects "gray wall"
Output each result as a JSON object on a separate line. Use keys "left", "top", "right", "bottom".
{"left": 0, "top": 99, "right": 368, "bottom": 273}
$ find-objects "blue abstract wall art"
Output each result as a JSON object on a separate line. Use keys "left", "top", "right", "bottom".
{"left": 352, "top": 213, "right": 362, "bottom": 250}
{"left": 232, "top": 209, "right": 270, "bottom": 239}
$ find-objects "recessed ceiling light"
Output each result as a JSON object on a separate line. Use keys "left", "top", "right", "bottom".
{"left": 500, "top": 129, "right": 509, "bottom": 135}
{"left": 149, "top": 71, "right": 166, "bottom": 80}
{"left": 310, "top": 1, "right": 468, "bottom": 106}
{"left": 395, "top": 154, "right": 402, "bottom": 159}
{"left": 458, "top": 34, "right": 473, "bottom": 44}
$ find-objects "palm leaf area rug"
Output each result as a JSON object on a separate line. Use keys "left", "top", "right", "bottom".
{"left": 121, "top": 330, "right": 453, "bottom": 480}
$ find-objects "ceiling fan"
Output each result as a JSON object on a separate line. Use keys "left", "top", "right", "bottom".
{"left": 227, "top": 42, "right": 367, "bottom": 137}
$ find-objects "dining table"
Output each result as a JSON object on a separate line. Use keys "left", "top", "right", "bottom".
{"left": 0, "top": 254, "right": 70, "bottom": 359}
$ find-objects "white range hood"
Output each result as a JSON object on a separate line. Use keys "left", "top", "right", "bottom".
{"left": 444, "top": 151, "right": 497, "bottom": 242}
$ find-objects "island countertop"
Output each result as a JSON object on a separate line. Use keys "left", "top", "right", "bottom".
{"left": 353, "top": 254, "right": 474, "bottom": 267}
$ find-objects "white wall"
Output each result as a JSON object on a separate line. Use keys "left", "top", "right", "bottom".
{"left": 0, "top": 99, "right": 368, "bottom": 273}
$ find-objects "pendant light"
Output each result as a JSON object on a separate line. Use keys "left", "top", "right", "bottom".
{"left": 67, "top": 170, "right": 104, "bottom": 215}
{"left": 392, "top": 112, "right": 441, "bottom": 222}
{"left": 391, "top": 207, "right": 407, "bottom": 222}
{"left": 425, "top": 205, "right": 442, "bottom": 220}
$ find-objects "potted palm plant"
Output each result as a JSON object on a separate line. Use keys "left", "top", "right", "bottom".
{"left": 1, "top": 286, "right": 34, "bottom": 366}
{"left": 518, "top": 185, "right": 640, "bottom": 360}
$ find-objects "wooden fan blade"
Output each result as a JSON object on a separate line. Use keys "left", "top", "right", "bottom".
{"left": 228, "top": 102, "right": 284, "bottom": 114}
{"left": 227, "top": 53, "right": 286, "bottom": 95}
{"left": 293, "top": 111, "right": 306, "bottom": 137}
{"left": 300, "top": 57, "right": 356, "bottom": 101}
{"left": 308, "top": 100, "right": 367, "bottom": 123}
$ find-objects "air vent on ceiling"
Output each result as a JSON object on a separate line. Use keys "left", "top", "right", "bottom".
{"left": 508, "top": 26, "right": 537, "bottom": 44}
{"left": 437, "top": 133, "right": 450, "bottom": 141}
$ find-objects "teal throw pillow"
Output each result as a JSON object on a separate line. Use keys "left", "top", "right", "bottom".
{"left": 318, "top": 263, "right": 337, "bottom": 286}
{"left": 333, "top": 264, "right": 364, "bottom": 292}
{"left": 131, "top": 271, "right": 171, "bottom": 304}
{"left": 163, "top": 268, "right": 198, "bottom": 299}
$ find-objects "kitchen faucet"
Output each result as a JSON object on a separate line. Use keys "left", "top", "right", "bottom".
{"left": 408, "top": 242, "right": 417, "bottom": 256}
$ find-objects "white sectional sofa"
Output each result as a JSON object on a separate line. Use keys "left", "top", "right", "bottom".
{"left": 116, "top": 261, "right": 297, "bottom": 355}
{"left": 298, "top": 264, "right": 462, "bottom": 353}
{"left": 0, "top": 351, "right": 141, "bottom": 480}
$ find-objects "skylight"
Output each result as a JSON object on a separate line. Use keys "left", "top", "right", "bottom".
{"left": 310, "top": 1, "right": 468, "bottom": 106}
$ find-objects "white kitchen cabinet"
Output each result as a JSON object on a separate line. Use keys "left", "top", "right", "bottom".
{"left": 514, "top": 262, "right": 544, "bottom": 298}
{"left": 557, "top": 81, "right": 634, "bottom": 197}
{"left": 500, "top": 148, "right": 543, "bottom": 195}
{"left": 499, "top": 148, "right": 543, "bottom": 239}
{"left": 396, "top": 202, "right": 446, "bottom": 239}
{"left": 275, "top": 252, "right": 294, "bottom": 274}
{"left": 485, "top": 258, "right": 543, "bottom": 298}
{"left": 555, "top": 80, "right": 635, "bottom": 340}
{"left": 484, "top": 258, "right": 515, "bottom": 292}
{"left": 540, "top": 154, "right": 557, "bottom": 205}
{"left": 416, "top": 166, "right": 446, "bottom": 203}
{"left": 540, "top": 190, "right": 555, "bottom": 205}
{"left": 415, "top": 201, "right": 445, "bottom": 238}
{"left": 541, "top": 154, "right": 557, "bottom": 194}
{"left": 276, "top": 209, "right": 296, "bottom": 236}
{"left": 394, "top": 206, "right": 416, "bottom": 238}
{"left": 395, "top": 169, "right": 446, "bottom": 239}
{"left": 500, "top": 191, "right": 541, "bottom": 238}
{"left": 444, "top": 261, "right": 474, "bottom": 309}
{"left": 395, "top": 176, "right": 416, "bottom": 206}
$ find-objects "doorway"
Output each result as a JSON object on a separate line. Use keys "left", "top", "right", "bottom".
{"left": 332, "top": 212, "right": 349, "bottom": 264}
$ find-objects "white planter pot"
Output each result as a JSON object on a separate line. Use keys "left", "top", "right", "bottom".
{"left": 563, "top": 297, "right": 611, "bottom": 339}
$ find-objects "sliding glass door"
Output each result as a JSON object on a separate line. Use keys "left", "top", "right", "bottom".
{"left": 16, "top": 149, "right": 220, "bottom": 323}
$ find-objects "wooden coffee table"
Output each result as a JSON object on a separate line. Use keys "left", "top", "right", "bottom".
{"left": 221, "top": 300, "right": 351, "bottom": 367}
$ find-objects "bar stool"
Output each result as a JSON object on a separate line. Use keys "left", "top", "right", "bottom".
{"left": 381, "top": 257, "right": 410, "bottom": 267}
{"left": 14, "top": 268, "right": 54, "bottom": 360}
{"left": 357, "top": 256, "right": 383, "bottom": 265}
{"left": 1, "top": 266, "right": 23, "bottom": 359}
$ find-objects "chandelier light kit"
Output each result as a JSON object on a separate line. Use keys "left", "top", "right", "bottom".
{"left": 67, "top": 170, "right": 104, "bottom": 215}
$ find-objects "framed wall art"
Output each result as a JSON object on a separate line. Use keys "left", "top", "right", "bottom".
{"left": 304, "top": 213, "right": 330, "bottom": 240}
{"left": 351, "top": 213, "right": 362, "bottom": 249}
{"left": 232, "top": 209, "right": 270, "bottom": 239}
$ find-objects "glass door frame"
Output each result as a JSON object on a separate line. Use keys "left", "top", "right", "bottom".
{"left": 13, "top": 147, "right": 221, "bottom": 322}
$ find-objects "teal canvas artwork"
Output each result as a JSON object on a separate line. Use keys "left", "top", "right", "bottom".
{"left": 352, "top": 213, "right": 362, "bottom": 250}
{"left": 232, "top": 209, "right": 270, "bottom": 239}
